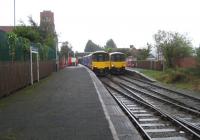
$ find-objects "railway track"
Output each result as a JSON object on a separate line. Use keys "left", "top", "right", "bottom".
{"left": 121, "top": 74, "right": 200, "bottom": 111}
{"left": 100, "top": 77, "right": 200, "bottom": 140}
{"left": 109, "top": 75, "right": 200, "bottom": 129}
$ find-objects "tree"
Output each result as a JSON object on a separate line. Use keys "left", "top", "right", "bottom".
{"left": 147, "top": 43, "right": 152, "bottom": 53}
{"left": 105, "top": 39, "right": 117, "bottom": 51}
{"left": 117, "top": 48, "right": 132, "bottom": 56}
{"left": 7, "top": 32, "right": 17, "bottom": 62}
{"left": 60, "top": 41, "right": 72, "bottom": 58}
{"left": 136, "top": 49, "right": 149, "bottom": 60}
{"left": 129, "top": 45, "right": 137, "bottom": 58}
{"left": 13, "top": 16, "right": 57, "bottom": 49}
{"left": 43, "top": 34, "right": 56, "bottom": 49}
{"left": 84, "top": 40, "right": 102, "bottom": 52}
{"left": 135, "top": 43, "right": 152, "bottom": 60}
{"left": 28, "top": 16, "right": 39, "bottom": 30}
{"left": 154, "top": 30, "right": 193, "bottom": 68}
{"left": 196, "top": 46, "right": 200, "bottom": 66}
{"left": 13, "top": 25, "right": 40, "bottom": 43}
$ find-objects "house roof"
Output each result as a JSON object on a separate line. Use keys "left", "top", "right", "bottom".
{"left": 148, "top": 54, "right": 155, "bottom": 58}
{"left": 0, "top": 26, "right": 14, "bottom": 32}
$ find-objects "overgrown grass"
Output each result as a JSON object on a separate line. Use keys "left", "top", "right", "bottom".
{"left": 137, "top": 68, "right": 200, "bottom": 92}
{"left": 138, "top": 69, "right": 163, "bottom": 80}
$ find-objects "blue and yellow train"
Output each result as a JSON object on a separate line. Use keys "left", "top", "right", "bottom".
{"left": 109, "top": 52, "right": 126, "bottom": 74}
{"left": 82, "top": 51, "right": 110, "bottom": 75}
{"left": 82, "top": 51, "right": 126, "bottom": 75}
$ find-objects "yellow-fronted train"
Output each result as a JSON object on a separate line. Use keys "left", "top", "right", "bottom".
{"left": 109, "top": 52, "right": 126, "bottom": 74}
{"left": 82, "top": 51, "right": 110, "bottom": 76}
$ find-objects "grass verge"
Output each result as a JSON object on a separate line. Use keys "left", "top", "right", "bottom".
{"left": 137, "top": 68, "right": 200, "bottom": 93}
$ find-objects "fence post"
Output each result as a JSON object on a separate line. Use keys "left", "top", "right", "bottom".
{"left": 37, "top": 53, "right": 39, "bottom": 82}
{"left": 30, "top": 47, "right": 33, "bottom": 85}
{"left": 30, "top": 46, "right": 39, "bottom": 85}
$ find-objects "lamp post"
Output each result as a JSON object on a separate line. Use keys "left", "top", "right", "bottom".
{"left": 14, "top": 0, "right": 16, "bottom": 26}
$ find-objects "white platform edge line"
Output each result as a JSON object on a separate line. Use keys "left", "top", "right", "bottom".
{"left": 83, "top": 65, "right": 119, "bottom": 140}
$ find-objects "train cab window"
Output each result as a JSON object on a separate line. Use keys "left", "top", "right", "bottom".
{"left": 111, "top": 54, "right": 125, "bottom": 61}
{"left": 92, "top": 53, "right": 109, "bottom": 61}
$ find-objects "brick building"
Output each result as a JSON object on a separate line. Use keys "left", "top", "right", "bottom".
{"left": 0, "top": 26, "right": 14, "bottom": 32}
{"left": 40, "top": 10, "right": 55, "bottom": 34}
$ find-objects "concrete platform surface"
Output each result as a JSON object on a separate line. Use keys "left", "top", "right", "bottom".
{"left": 0, "top": 66, "right": 114, "bottom": 140}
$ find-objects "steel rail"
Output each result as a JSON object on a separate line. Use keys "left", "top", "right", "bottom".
{"left": 103, "top": 84, "right": 152, "bottom": 140}
{"left": 120, "top": 82, "right": 200, "bottom": 116}
{"left": 124, "top": 74, "right": 200, "bottom": 102}
{"left": 120, "top": 84, "right": 200, "bottom": 135}
{"left": 120, "top": 75, "right": 200, "bottom": 112}
{"left": 105, "top": 76, "right": 200, "bottom": 134}
{"left": 102, "top": 79, "right": 200, "bottom": 139}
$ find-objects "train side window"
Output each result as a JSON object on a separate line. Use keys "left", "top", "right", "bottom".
{"left": 121, "top": 55, "right": 125, "bottom": 61}
{"left": 111, "top": 54, "right": 125, "bottom": 61}
{"left": 92, "top": 55, "right": 97, "bottom": 61}
{"left": 111, "top": 55, "right": 115, "bottom": 61}
{"left": 105, "top": 54, "right": 109, "bottom": 61}
{"left": 92, "top": 53, "right": 109, "bottom": 61}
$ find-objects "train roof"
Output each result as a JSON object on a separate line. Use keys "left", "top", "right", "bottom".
{"left": 83, "top": 53, "right": 92, "bottom": 58}
{"left": 82, "top": 51, "right": 108, "bottom": 58}
{"left": 109, "top": 52, "right": 125, "bottom": 55}
{"left": 92, "top": 51, "right": 108, "bottom": 54}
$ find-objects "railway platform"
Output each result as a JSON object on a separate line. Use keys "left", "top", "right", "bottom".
{"left": 0, "top": 66, "right": 142, "bottom": 140}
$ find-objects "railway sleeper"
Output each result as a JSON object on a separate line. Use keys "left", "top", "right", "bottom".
{"left": 148, "top": 131, "right": 186, "bottom": 139}
{"left": 142, "top": 124, "right": 173, "bottom": 129}
{"left": 152, "top": 136, "right": 188, "bottom": 140}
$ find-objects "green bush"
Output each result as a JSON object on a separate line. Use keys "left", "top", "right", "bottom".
{"left": 179, "top": 67, "right": 200, "bottom": 77}
{"left": 158, "top": 69, "right": 188, "bottom": 83}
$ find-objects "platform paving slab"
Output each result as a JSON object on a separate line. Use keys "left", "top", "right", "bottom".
{"left": 0, "top": 66, "right": 114, "bottom": 140}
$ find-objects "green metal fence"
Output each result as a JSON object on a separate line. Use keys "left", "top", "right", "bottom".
{"left": 0, "top": 31, "right": 10, "bottom": 61}
{"left": 0, "top": 31, "right": 56, "bottom": 96}
{"left": 0, "top": 31, "right": 56, "bottom": 61}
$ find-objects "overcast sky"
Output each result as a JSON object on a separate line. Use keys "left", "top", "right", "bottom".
{"left": 1, "top": 0, "right": 200, "bottom": 52}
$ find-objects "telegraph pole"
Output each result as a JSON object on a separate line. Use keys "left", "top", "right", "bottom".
{"left": 14, "top": 0, "right": 16, "bottom": 26}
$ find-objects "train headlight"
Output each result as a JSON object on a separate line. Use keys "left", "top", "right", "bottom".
{"left": 92, "top": 65, "right": 96, "bottom": 69}
{"left": 112, "top": 64, "right": 115, "bottom": 67}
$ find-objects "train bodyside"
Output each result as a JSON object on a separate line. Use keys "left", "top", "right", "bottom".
{"left": 109, "top": 52, "right": 126, "bottom": 74}
{"left": 82, "top": 54, "right": 92, "bottom": 68}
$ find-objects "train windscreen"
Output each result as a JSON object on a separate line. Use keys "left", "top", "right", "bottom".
{"left": 111, "top": 54, "right": 125, "bottom": 62}
{"left": 92, "top": 53, "right": 109, "bottom": 62}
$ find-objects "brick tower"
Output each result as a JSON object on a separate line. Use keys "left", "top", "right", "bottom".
{"left": 40, "top": 10, "right": 55, "bottom": 33}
